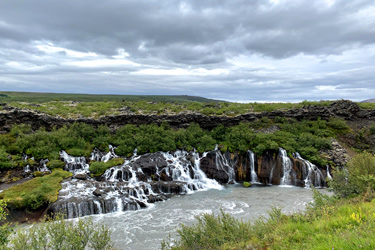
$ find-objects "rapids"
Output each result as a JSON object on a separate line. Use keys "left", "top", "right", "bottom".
{"left": 88, "top": 184, "right": 316, "bottom": 250}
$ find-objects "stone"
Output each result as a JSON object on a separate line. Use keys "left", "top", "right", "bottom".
{"left": 74, "top": 173, "right": 87, "bottom": 180}
{"left": 93, "top": 188, "right": 103, "bottom": 197}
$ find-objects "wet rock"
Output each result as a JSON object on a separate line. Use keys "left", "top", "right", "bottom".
{"left": 93, "top": 188, "right": 103, "bottom": 197}
{"left": 200, "top": 151, "right": 230, "bottom": 184}
{"left": 74, "top": 173, "right": 88, "bottom": 180}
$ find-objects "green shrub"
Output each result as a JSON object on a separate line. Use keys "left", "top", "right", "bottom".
{"left": 162, "top": 210, "right": 252, "bottom": 250}
{"left": 33, "top": 171, "right": 44, "bottom": 177}
{"left": 329, "top": 152, "right": 375, "bottom": 198}
{"left": 89, "top": 158, "right": 125, "bottom": 177}
{"left": 46, "top": 160, "right": 65, "bottom": 169}
{"left": 0, "top": 200, "right": 12, "bottom": 248}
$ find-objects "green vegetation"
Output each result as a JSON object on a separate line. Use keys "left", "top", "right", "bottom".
{"left": 163, "top": 193, "right": 375, "bottom": 250}
{"left": 0, "top": 201, "right": 12, "bottom": 248}
{"left": 242, "top": 182, "right": 251, "bottom": 188}
{"left": 89, "top": 158, "right": 125, "bottom": 176}
{"left": 0, "top": 91, "right": 219, "bottom": 103}
{"left": 0, "top": 202, "right": 114, "bottom": 250}
{"left": 163, "top": 152, "right": 375, "bottom": 250}
{"left": 0, "top": 169, "right": 72, "bottom": 210}
{"left": 46, "top": 159, "right": 66, "bottom": 169}
{"left": 329, "top": 152, "right": 375, "bottom": 198}
{"left": 8, "top": 215, "right": 114, "bottom": 250}
{"left": 1, "top": 91, "right": 338, "bottom": 118}
{"left": 0, "top": 117, "right": 349, "bottom": 169}
{"left": 357, "top": 102, "right": 375, "bottom": 110}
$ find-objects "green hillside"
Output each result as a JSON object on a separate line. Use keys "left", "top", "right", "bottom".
{"left": 0, "top": 91, "right": 223, "bottom": 103}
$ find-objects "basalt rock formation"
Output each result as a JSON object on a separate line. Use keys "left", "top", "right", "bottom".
{"left": 1, "top": 100, "right": 374, "bottom": 133}
{"left": 48, "top": 147, "right": 328, "bottom": 219}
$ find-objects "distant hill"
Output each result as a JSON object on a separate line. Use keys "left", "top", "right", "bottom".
{"left": 0, "top": 91, "right": 225, "bottom": 103}
{"left": 361, "top": 98, "right": 375, "bottom": 103}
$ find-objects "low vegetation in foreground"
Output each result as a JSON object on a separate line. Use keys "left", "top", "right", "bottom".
{"left": 0, "top": 205, "right": 114, "bottom": 250}
{"left": 162, "top": 152, "right": 375, "bottom": 250}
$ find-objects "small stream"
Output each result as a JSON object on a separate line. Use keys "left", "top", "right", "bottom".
{"left": 89, "top": 184, "right": 317, "bottom": 250}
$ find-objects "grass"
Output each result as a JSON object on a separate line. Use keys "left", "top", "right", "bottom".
{"left": 5, "top": 100, "right": 336, "bottom": 119}
{"left": 0, "top": 91, "right": 221, "bottom": 103}
{"left": 0, "top": 91, "right": 341, "bottom": 118}
{"left": 0, "top": 169, "right": 72, "bottom": 210}
{"left": 357, "top": 102, "right": 375, "bottom": 110}
{"left": 163, "top": 191, "right": 375, "bottom": 250}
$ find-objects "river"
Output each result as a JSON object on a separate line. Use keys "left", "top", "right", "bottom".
{"left": 89, "top": 184, "right": 316, "bottom": 250}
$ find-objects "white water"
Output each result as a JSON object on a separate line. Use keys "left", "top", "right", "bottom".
{"left": 54, "top": 149, "right": 223, "bottom": 218}
{"left": 327, "top": 165, "right": 332, "bottom": 180}
{"left": 279, "top": 148, "right": 294, "bottom": 186}
{"left": 89, "top": 185, "right": 316, "bottom": 250}
{"left": 294, "top": 152, "right": 325, "bottom": 188}
{"left": 60, "top": 151, "right": 89, "bottom": 174}
{"left": 214, "top": 150, "right": 236, "bottom": 183}
{"left": 248, "top": 150, "right": 259, "bottom": 183}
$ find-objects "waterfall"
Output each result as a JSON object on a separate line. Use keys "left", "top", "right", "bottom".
{"left": 214, "top": 150, "right": 236, "bottom": 183}
{"left": 294, "top": 153, "right": 324, "bottom": 188}
{"left": 248, "top": 150, "right": 258, "bottom": 183}
{"left": 91, "top": 145, "right": 118, "bottom": 162}
{"left": 279, "top": 148, "right": 294, "bottom": 186}
{"left": 24, "top": 164, "right": 31, "bottom": 173}
{"left": 326, "top": 165, "right": 332, "bottom": 180}
{"left": 37, "top": 159, "right": 50, "bottom": 173}
{"left": 53, "top": 149, "right": 222, "bottom": 219}
{"left": 60, "top": 151, "right": 89, "bottom": 174}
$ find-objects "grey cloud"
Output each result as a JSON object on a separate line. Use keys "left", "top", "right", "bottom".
{"left": 0, "top": 0, "right": 375, "bottom": 101}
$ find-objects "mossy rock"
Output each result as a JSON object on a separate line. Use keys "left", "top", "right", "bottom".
{"left": 33, "top": 171, "right": 44, "bottom": 177}
{"left": 243, "top": 182, "right": 251, "bottom": 188}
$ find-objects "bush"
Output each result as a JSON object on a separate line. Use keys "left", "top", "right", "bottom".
{"left": 89, "top": 158, "right": 125, "bottom": 177}
{"left": 162, "top": 210, "right": 252, "bottom": 250}
{"left": 46, "top": 160, "right": 65, "bottom": 169}
{"left": 33, "top": 171, "right": 44, "bottom": 177}
{"left": 0, "top": 200, "right": 12, "bottom": 248}
{"left": 329, "top": 152, "right": 375, "bottom": 198}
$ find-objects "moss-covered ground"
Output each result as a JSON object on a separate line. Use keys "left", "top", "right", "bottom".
{"left": 0, "top": 169, "right": 72, "bottom": 210}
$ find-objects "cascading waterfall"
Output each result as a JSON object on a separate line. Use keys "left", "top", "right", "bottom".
{"left": 90, "top": 145, "right": 118, "bottom": 162}
{"left": 279, "top": 148, "right": 294, "bottom": 186}
{"left": 294, "top": 153, "right": 325, "bottom": 188}
{"left": 49, "top": 145, "right": 330, "bottom": 219}
{"left": 60, "top": 151, "right": 89, "bottom": 174}
{"left": 214, "top": 150, "right": 236, "bottom": 183}
{"left": 38, "top": 159, "right": 50, "bottom": 173}
{"left": 248, "top": 150, "right": 258, "bottom": 183}
{"left": 52, "top": 147, "right": 222, "bottom": 218}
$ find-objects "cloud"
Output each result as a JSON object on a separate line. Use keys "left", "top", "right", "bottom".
{"left": 0, "top": 0, "right": 374, "bottom": 102}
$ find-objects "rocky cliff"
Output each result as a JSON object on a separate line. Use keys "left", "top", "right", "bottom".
{"left": 1, "top": 100, "right": 374, "bottom": 133}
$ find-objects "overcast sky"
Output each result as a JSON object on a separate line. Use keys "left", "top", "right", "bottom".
{"left": 1, "top": 0, "right": 374, "bottom": 102}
